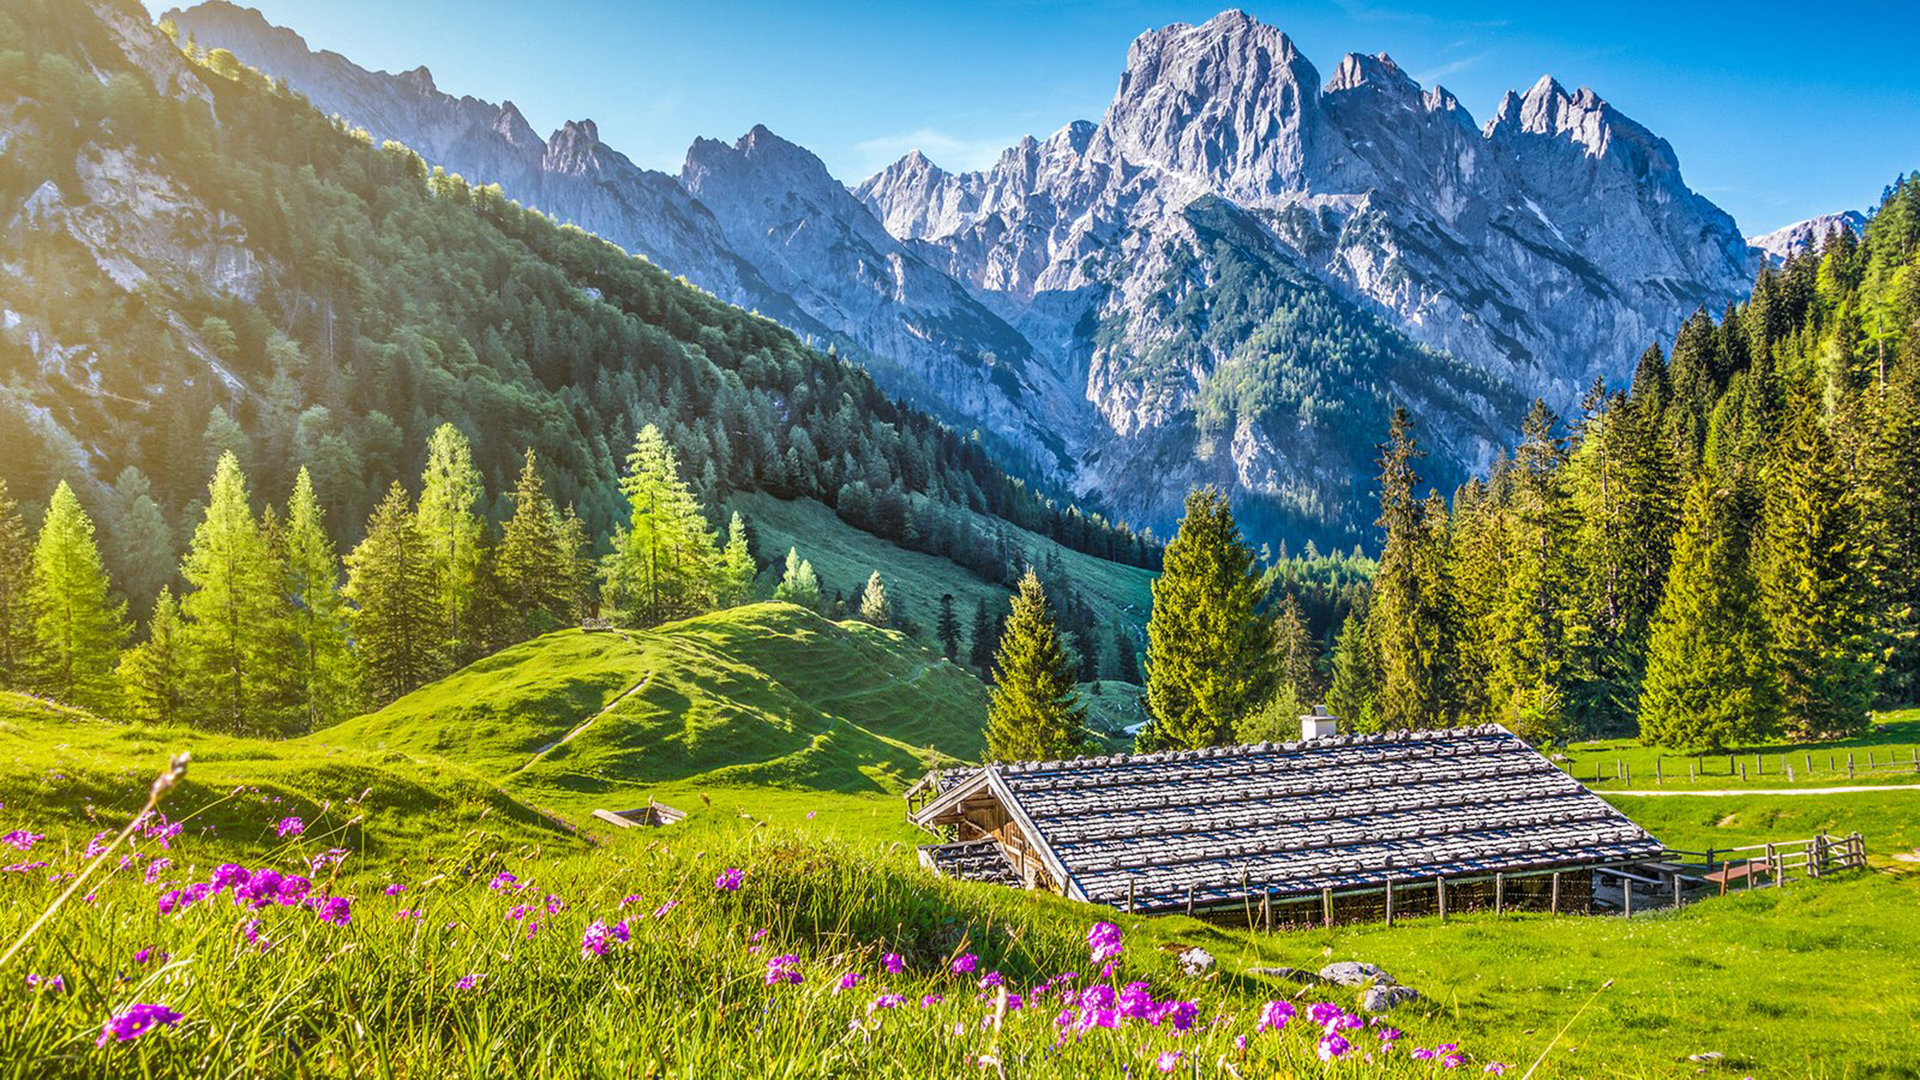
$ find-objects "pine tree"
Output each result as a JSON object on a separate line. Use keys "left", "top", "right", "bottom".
{"left": 28, "top": 481, "right": 127, "bottom": 712}
{"left": 1367, "top": 410, "right": 1456, "bottom": 730}
{"left": 718, "top": 512, "right": 757, "bottom": 607}
{"left": 0, "top": 478, "right": 36, "bottom": 690}
{"left": 968, "top": 596, "right": 997, "bottom": 673}
{"left": 345, "top": 482, "right": 444, "bottom": 705}
{"left": 771, "top": 547, "right": 821, "bottom": 611}
{"left": 983, "top": 569, "right": 1088, "bottom": 761}
{"left": 1756, "top": 409, "right": 1876, "bottom": 738}
{"left": 284, "top": 468, "right": 357, "bottom": 730}
{"left": 416, "top": 424, "right": 487, "bottom": 668}
{"left": 1639, "top": 473, "right": 1777, "bottom": 750}
{"left": 602, "top": 425, "right": 718, "bottom": 626}
{"left": 494, "top": 449, "right": 578, "bottom": 641}
{"left": 857, "top": 570, "right": 891, "bottom": 627}
{"left": 935, "top": 593, "right": 961, "bottom": 660}
{"left": 1143, "top": 488, "right": 1271, "bottom": 748}
{"left": 1484, "top": 402, "right": 1578, "bottom": 745}
{"left": 118, "top": 587, "right": 187, "bottom": 725}
{"left": 178, "top": 452, "right": 282, "bottom": 733}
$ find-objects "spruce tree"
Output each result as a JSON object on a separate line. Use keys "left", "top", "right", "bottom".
{"left": 935, "top": 594, "right": 961, "bottom": 660}
{"left": 118, "top": 587, "right": 187, "bottom": 725}
{"left": 857, "top": 570, "right": 891, "bottom": 627}
{"left": 1639, "top": 473, "right": 1777, "bottom": 750}
{"left": 1269, "top": 592, "right": 1321, "bottom": 701}
{"left": 345, "top": 482, "right": 444, "bottom": 705}
{"left": 771, "top": 547, "right": 821, "bottom": 611}
{"left": 1143, "top": 487, "right": 1271, "bottom": 748}
{"left": 1485, "top": 402, "right": 1578, "bottom": 744}
{"left": 0, "top": 478, "right": 36, "bottom": 690}
{"left": 416, "top": 424, "right": 487, "bottom": 667}
{"left": 494, "top": 449, "right": 577, "bottom": 640}
{"left": 179, "top": 452, "right": 282, "bottom": 733}
{"left": 1367, "top": 410, "right": 1455, "bottom": 730}
{"left": 718, "top": 512, "right": 757, "bottom": 608}
{"left": 1326, "top": 608, "right": 1380, "bottom": 730}
{"left": 1110, "top": 627, "right": 1141, "bottom": 684}
{"left": 968, "top": 596, "right": 997, "bottom": 674}
{"left": 284, "top": 468, "right": 357, "bottom": 730}
{"left": 1756, "top": 409, "right": 1876, "bottom": 738}
{"left": 602, "top": 425, "right": 718, "bottom": 626}
{"left": 28, "top": 481, "right": 127, "bottom": 712}
{"left": 983, "top": 569, "right": 1088, "bottom": 761}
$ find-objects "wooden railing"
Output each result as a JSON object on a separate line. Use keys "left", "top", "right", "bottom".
{"left": 1571, "top": 748, "right": 1920, "bottom": 785}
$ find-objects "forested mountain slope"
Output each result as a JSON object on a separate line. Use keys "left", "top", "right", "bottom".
{"left": 0, "top": 0, "right": 1152, "bottom": 603}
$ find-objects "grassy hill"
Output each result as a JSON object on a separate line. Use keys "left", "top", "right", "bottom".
{"left": 732, "top": 491, "right": 1156, "bottom": 644}
{"left": 0, "top": 691, "right": 580, "bottom": 857}
{"left": 320, "top": 603, "right": 989, "bottom": 817}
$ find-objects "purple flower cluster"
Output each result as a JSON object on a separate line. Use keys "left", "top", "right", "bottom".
{"left": 1, "top": 829, "right": 42, "bottom": 851}
{"left": 714, "top": 867, "right": 744, "bottom": 892}
{"left": 579, "top": 918, "right": 630, "bottom": 958}
{"left": 764, "top": 954, "right": 803, "bottom": 986}
{"left": 274, "top": 817, "right": 304, "bottom": 839}
{"left": 96, "top": 1003, "right": 182, "bottom": 1046}
{"left": 1087, "top": 921, "right": 1123, "bottom": 963}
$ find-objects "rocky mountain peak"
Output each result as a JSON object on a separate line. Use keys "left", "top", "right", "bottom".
{"left": 396, "top": 64, "right": 435, "bottom": 94}
{"left": 543, "top": 119, "right": 605, "bottom": 174}
{"left": 1326, "top": 52, "right": 1418, "bottom": 101}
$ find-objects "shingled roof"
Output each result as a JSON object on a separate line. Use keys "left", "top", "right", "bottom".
{"left": 910, "top": 724, "right": 1661, "bottom": 913}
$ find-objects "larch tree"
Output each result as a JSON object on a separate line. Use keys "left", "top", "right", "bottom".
{"left": 284, "top": 468, "right": 357, "bottom": 730}
{"left": 983, "top": 569, "right": 1088, "bottom": 762}
{"left": 1143, "top": 487, "right": 1271, "bottom": 749}
{"left": 28, "top": 481, "right": 127, "bottom": 712}
{"left": 857, "top": 570, "right": 891, "bottom": 627}
{"left": 416, "top": 424, "right": 487, "bottom": 669}
{"left": 117, "top": 586, "right": 188, "bottom": 725}
{"left": 0, "top": 478, "right": 36, "bottom": 690}
{"left": 771, "top": 547, "right": 822, "bottom": 611}
{"left": 345, "top": 482, "right": 444, "bottom": 705}
{"left": 179, "top": 452, "right": 282, "bottom": 733}
{"left": 717, "top": 512, "right": 756, "bottom": 608}
{"left": 602, "top": 425, "right": 718, "bottom": 626}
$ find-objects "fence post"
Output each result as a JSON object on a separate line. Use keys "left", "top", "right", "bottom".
{"left": 1437, "top": 877, "right": 1448, "bottom": 922}
{"left": 1495, "top": 872, "right": 1505, "bottom": 914}
{"left": 1740, "top": 763, "right": 1747, "bottom": 781}
{"left": 1549, "top": 871, "right": 1560, "bottom": 915}
{"left": 1622, "top": 873, "right": 1632, "bottom": 918}
{"left": 1262, "top": 887, "right": 1273, "bottom": 933}
{"left": 1764, "top": 844, "right": 1777, "bottom": 889}
{"left": 1384, "top": 880, "right": 1394, "bottom": 927}
{"left": 1690, "top": 760, "right": 1697, "bottom": 782}
{"left": 1787, "top": 764, "right": 1794, "bottom": 783}
{"left": 1186, "top": 884, "right": 1195, "bottom": 918}
{"left": 1848, "top": 752, "right": 1855, "bottom": 780}
{"left": 1128, "top": 878, "right": 1136, "bottom": 915}
{"left": 1672, "top": 872, "right": 1682, "bottom": 909}
{"left": 1240, "top": 871, "right": 1250, "bottom": 929}
{"left": 1805, "top": 752, "right": 1812, "bottom": 775}
{"left": 1322, "top": 887, "right": 1332, "bottom": 930}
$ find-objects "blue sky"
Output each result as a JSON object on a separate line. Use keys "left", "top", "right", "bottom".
{"left": 150, "top": 0, "right": 1916, "bottom": 234}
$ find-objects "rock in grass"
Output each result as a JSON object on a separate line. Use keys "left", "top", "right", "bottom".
{"left": 1361, "top": 984, "right": 1421, "bottom": 1012}
{"left": 1176, "top": 947, "right": 1215, "bottom": 977}
{"left": 1245, "top": 966, "right": 1321, "bottom": 984}
{"left": 1319, "top": 961, "right": 1393, "bottom": 988}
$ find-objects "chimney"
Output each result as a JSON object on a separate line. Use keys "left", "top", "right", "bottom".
{"left": 1299, "top": 705, "right": 1338, "bottom": 742}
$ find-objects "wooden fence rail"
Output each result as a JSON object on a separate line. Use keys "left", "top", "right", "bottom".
{"left": 1570, "top": 748, "right": 1920, "bottom": 785}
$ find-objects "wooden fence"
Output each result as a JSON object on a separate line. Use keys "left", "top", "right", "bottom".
{"left": 1572, "top": 748, "right": 1920, "bottom": 785}
{"left": 1658, "top": 832, "right": 1869, "bottom": 895}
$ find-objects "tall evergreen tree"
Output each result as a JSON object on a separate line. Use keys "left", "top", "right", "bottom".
{"left": 345, "top": 482, "right": 444, "bottom": 705}
{"left": 1326, "top": 607, "right": 1380, "bottom": 730}
{"left": 771, "top": 547, "right": 821, "bottom": 611}
{"left": 857, "top": 570, "right": 891, "bottom": 627}
{"left": 1639, "top": 473, "right": 1777, "bottom": 749}
{"left": 602, "top": 425, "right": 718, "bottom": 626}
{"left": 28, "top": 482, "right": 127, "bottom": 712}
{"left": 717, "top": 512, "right": 757, "bottom": 608}
{"left": 1269, "top": 592, "right": 1322, "bottom": 701}
{"left": 1143, "top": 487, "right": 1271, "bottom": 748}
{"left": 117, "top": 587, "right": 187, "bottom": 725}
{"left": 968, "top": 596, "right": 997, "bottom": 674}
{"left": 0, "top": 478, "right": 36, "bottom": 690}
{"left": 1367, "top": 410, "right": 1455, "bottom": 730}
{"left": 416, "top": 424, "right": 487, "bottom": 668}
{"left": 935, "top": 593, "right": 961, "bottom": 660}
{"left": 1756, "top": 409, "right": 1876, "bottom": 738}
{"left": 178, "top": 452, "right": 282, "bottom": 733}
{"left": 983, "top": 569, "right": 1088, "bottom": 761}
{"left": 1110, "top": 627, "right": 1141, "bottom": 685}
{"left": 1485, "top": 402, "right": 1578, "bottom": 744}
{"left": 284, "top": 468, "right": 357, "bottom": 730}
{"left": 494, "top": 449, "right": 580, "bottom": 641}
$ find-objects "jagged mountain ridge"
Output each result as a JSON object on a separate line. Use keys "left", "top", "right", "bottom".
{"left": 167, "top": 3, "right": 1759, "bottom": 546}
{"left": 1749, "top": 210, "right": 1868, "bottom": 263}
